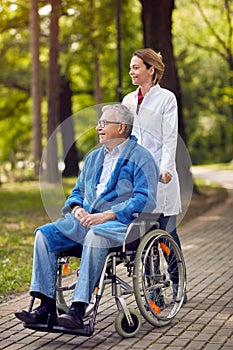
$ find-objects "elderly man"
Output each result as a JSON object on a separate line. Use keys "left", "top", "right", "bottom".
{"left": 15, "top": 104, "right": 159, "bottom": 329}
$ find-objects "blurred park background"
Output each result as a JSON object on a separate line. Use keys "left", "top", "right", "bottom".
{"left": 0, "top": 1, "right": 232, "bottom": 301}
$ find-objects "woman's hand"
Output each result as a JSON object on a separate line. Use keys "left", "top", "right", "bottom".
{"left": 159, "top": 171, "right": 172, "bottom": 184}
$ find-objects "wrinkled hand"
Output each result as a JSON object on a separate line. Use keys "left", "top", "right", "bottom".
{"left": 72, "top": 207, "right": 116, "bottom": 228}
{"left": 159, "top": 171, "right": 172, "bottom": 184}
{"left": 80, "top": 213, "right": 105, "bottom": 228}
{"left": 72, "top": 207, "right": 89, "bottom": 220}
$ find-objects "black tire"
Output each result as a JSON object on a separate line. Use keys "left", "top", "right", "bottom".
{"left": 115, "top": 308, "right": 142, "bottom": 338}
{"left": 133, "top": 229, "right": 186, "bottom": 327}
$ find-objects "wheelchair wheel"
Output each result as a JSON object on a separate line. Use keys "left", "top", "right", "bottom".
{"left": 115, "top": 308, "right": 142, "bottom": 338}
{"left": 133, "top": 229, "right": 186, "bottom": 327}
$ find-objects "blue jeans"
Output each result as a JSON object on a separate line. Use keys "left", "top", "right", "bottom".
{"left": 157, "top": 214, "right": 181, "bottom": 249}
{"left": 157, "top": 214, "right": 182, "bottom": 284}
{"left": 30, "top": 229, "right": 110, "bottom": 304}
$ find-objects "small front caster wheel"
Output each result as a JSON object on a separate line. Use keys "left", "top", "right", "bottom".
{"left": 115, "top": 308, "right": 142, "bottom": 338}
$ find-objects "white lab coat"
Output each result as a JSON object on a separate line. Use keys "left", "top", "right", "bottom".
{"left": 123, "top": 84, "right": 182, "bottom": 216}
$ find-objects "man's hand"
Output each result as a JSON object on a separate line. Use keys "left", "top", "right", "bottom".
{"left": 72, "top": 206, "right": 89, "bottom": 219}
{"left": 80, "top": 210, "right": 116, "bottom": 228}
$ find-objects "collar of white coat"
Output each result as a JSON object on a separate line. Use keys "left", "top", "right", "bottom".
{"left": 133, "top": 83, "right": 161, "bottom": 101}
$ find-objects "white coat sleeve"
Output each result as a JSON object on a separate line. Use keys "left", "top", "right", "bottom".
{"left": 160, "top": 94, "right": 178, "bottom": 174}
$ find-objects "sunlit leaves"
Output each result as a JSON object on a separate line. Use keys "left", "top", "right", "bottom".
{"left": 173, "top": 0, "right": 232, "bottom": 163}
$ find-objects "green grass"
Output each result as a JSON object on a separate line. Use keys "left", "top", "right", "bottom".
{"left": 193, "top": 177, "right": 224, "bottom": 190}
{"left": 0, "top": 180, "right": 75, "bottom": 302}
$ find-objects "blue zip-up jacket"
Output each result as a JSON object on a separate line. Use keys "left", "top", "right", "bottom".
{"left": 36, "top": 136, "right": 159, "bottom": 249}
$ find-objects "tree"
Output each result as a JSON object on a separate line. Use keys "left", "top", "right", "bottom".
{"left": 59, "top": 75, "right": 80, "bottom": 177}
{"left": 1, "top": 0, "right": 230, "bottom": 182}
{"left": 46, "top": 0, "right": 61, "bottom": 182}
{"left": 139, "top": 0, "right": 187, "bottom": 144}
{"left": 0, "top": 0, "right": 32, "bottom": 180}
{"left": 30, "top": 0, "right": 42, "bottom": 177}
{"left": 139, "top": 0, "right": 194, "bottom": 203}
{"left": 173, "top": 0, "right": 233, "bottom": 163}
{"left": 89, "top": 0, "right": 103, "bottom": 105}
{"left": 191, "top": 0, "right": 233, "bottom": 118}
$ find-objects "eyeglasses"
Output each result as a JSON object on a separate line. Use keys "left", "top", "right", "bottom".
{"left": 97, "top": 120, "right": 122, "bottom": 128}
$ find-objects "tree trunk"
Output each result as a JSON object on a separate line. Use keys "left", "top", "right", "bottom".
{"left": 59, "top": 76, "right": 80, "bottom": 177}
{"left": 30, "top": 0, "right": 42, "bottom": 178}
{"left": 46, "top": 0, "right": 61, "bottom": 182}
{"left": 139, "top": 0, "right": 196, "bottom": 203}
{"left": 140, "top": 0, "right": 186, "bottom": 143}
{"left": 89, "top": 0, "right": 103, "bottom": 106}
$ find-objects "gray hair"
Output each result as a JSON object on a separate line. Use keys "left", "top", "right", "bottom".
{"left": 102, "top": 104, "right": 134, "bottom": 138}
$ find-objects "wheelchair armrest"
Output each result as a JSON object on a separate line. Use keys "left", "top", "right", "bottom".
{"left": 122, "top": 214, "right": 159, "bottom": 252}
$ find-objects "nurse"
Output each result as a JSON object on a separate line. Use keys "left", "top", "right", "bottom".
{"left": 123, "top": 48, "right": 183, "bottom": 257}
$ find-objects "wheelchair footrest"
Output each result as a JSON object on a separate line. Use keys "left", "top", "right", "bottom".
{"left": 23, "top": 322, "right": 94, "bottom": 336}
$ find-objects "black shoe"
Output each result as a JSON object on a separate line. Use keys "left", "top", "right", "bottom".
{"left": 58, "top": 307, "right": 84, "bottom": 329}
{"left": 15, "top": 305, "right": 57, "bottom": 325}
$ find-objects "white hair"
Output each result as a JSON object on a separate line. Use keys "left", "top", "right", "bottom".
{"left": 102, "top": 104, "right": 133, "bottom": 137}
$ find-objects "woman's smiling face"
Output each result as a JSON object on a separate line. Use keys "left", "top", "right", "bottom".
{"left": 129, "top": 55, "right": 154, "bottom": 86}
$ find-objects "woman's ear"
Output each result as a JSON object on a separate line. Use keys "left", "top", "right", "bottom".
{"left": 149, "top": 66, "right": 155, "bottom": 77}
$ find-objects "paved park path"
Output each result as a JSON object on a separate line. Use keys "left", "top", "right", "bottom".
{"left": 0, "top": 168, "right": 232, "bottom": 349}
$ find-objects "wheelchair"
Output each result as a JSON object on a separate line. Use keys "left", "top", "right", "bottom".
{"left": 23, "top": 214, "right": 186, "bottom": 338}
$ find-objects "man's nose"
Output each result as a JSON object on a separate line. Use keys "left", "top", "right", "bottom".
{"left": 96, "top": 123, "right": 102, "bottom": 130}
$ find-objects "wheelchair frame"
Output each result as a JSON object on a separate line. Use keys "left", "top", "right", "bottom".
{"left": 23, "top": 216, "right": 187, "bottom": 338}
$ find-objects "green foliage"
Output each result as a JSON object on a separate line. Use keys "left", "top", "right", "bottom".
{"left": 76, "top": 128, "right": 98, "bottom": 159}
{"left": 59, "top": 0, "right": 142, "bottom": 105}
{"left": 0, "top": 0, "right": 232, "bottom": 178}
{"left": 173, "top": 0, "right": 233, "bottom": 164}
{"left": 0, "top": 0, "right": 142, "bottom": 177}
{"left": 0, "top": 1, "right": 32, "bottom": 176}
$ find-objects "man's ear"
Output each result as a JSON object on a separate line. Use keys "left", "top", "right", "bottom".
{"left": 118, "top": 122, "right": 127, "bottom": 135}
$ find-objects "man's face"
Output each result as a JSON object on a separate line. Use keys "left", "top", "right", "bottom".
{"left": 96, "top": 109, "right": 123, "bottom": 148}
